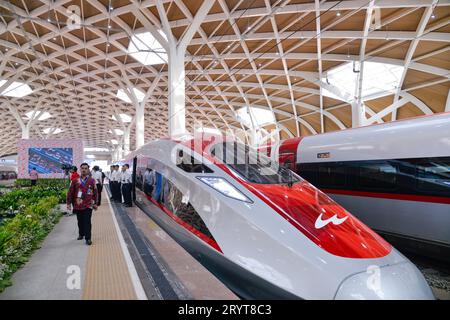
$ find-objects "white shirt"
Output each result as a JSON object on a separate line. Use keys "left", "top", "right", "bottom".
{"left": 143, "top": 170, "right": 154, "bottom": 185}
{"left": 121, "top": 169, "right": 132, "bottom": 184}
{"left": 110, "top": 170, "right": 120, "bottom": 182}
{"left": 92, "top": 171, "right": 102, "bottom": 184}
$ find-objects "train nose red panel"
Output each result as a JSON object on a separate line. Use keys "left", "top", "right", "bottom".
{"left": 246, "top": 182, "right": 392, "bottom": 259}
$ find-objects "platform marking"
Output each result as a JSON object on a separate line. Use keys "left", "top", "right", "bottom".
{"left": 107, "top": 193, "right": 148, "bottom": 300}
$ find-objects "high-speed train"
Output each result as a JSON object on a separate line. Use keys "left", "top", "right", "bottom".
{"left": 124, "top": 134, "right": 434, "bottom": 299}
{"left": 268, "top": 113, "right": 450, "bottom": 262}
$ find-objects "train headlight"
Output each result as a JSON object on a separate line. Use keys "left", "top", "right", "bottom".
{"left": 197, "top": 176, "right": 253, "bottom": 203}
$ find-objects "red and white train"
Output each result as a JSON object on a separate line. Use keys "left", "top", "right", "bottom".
{"left": 124, "top": 134, "right": 434, "bottom": 299}
{"left": 267, "top": 112, "right": 450, "bottom": 262}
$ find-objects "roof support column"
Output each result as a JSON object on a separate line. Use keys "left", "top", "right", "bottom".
{"left": 167, "top": 44, "right": 187, "bottom": 137}
{"left": 135, "top": 101, "right": 145, "bottom": 149}
{"left": 133, "top": 0, "right": 214, "bottom": 137}
{"left": 123, "top": 125, "right": 131, "bottom": 156}
{"left": 353, "top": 0, "right": 375, "bottom": 128}
{"left": 445, "top": 89, "right": 450, "bottom": 112}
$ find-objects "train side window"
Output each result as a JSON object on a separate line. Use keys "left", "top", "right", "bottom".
{"left": 358, "top": 161, "right": 397, "bottom": 189}
{"left": 162, "top": 176, "right": 216, "bottom": 240}
{"left": 416, "top": 158, "right": 450, "bottom": 194}
{"left": 176, "top": 149, "right": 214, "bottom": 173}
{"left": 296, "top": 164, "right": 318, "bottom": 185}
{"left": 317, "top": 164, "right": 346, "bottom": 188}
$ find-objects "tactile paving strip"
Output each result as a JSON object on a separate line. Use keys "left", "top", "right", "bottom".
{"left": 82, "top": 191, "right": 137, "bottom": 300}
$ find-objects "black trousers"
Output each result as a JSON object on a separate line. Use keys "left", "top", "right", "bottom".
{"left": 112, "top": 182, "right": 121, "bottom": 202}
{"left": 121, "top": 183, "right": 132, "bottom": 205}
{"left": 74, "top": 208, "right": 93, "bottom": 240}
{"left": 96, "top": 183, "right": 103, "bottom": 205}
{"left": 31, "top": 180, "right": 37, "bottom": 186}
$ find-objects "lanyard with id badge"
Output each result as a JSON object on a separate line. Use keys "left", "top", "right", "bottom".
{"left": 78, "top": 176, "right": 91, "bottom": 198}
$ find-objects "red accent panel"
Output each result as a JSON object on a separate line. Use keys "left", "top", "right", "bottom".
{"left": 182, "top": 137, "right": 391, "bottom": 259}
{"left": 279, "top": 137, "right": 302, "bottom": 155}
{"left": 322, "top": 189, "right": 450, "bottom": 204}
{"left": 144, "top": 194, "right": 223, "bottom": 253}
{"left": 243, "top": 183, "right": 392, "bottom": 259}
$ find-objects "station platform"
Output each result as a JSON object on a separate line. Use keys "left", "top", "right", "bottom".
{"left": 0, "top": 188, "right": 238, "bottom": 300}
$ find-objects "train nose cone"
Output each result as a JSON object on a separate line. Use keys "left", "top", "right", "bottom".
{"left": 334, "top": 262, "right": 434, "bottom": 300}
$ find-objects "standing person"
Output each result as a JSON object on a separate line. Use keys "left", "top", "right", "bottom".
{"left": 92, "top": 166, "right": 103, "bottom": 206}
{"left": 30, "top": 167, "right": 38, "bottom": 187}
{"left": 100, "top": 169, "right": 106, "bottom": 185}
{"left": 121, "top": 164, "right": 132, "bottom": 207}
{"left": 108, "top": 165, "right": 115, "bottom": 201}
{"left": 116, "top": 165, "right": 122, "bottom": 203}
{"left": 110, "top": 165, "right": 120, "bottom": 202}
{"left": 66, "top": 163, "right": 98, "bottom": 246}
{"left": 143, "top": 168, "right": 154, "bottom": 196}
{"left": 69, "top": 166, "right": 79, "bottom": 182}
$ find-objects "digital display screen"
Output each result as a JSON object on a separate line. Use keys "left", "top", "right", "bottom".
{"left": 28, "top": 148, "right": 73, "bottom": 174}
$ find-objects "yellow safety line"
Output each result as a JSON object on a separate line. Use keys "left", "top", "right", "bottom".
{"left": 82, "top": 190, "right": 137, "bottom": 300}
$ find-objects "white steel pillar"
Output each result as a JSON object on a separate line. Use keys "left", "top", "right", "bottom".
{"left": 123, "top": 126, "right": 131, "bottom": 156}
{"left": 167, "top": 46, "right": 186, "bottom": 137}
{"left": 133, "top": 0, "right": 214, "bottom": 138}
{"left": 135, "top": 101, "right": 145, "bottom": 149}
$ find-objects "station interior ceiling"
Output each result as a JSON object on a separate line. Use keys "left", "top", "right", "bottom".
{"left": 0, "top": 0, "right": 449, "bottom": 157}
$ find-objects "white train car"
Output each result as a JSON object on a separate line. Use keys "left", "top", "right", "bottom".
{"left": 124, "top": 135, "right": 433, "bottom": 299}
{"left": 274, "top": 113, "right": 450, "bottom": 261}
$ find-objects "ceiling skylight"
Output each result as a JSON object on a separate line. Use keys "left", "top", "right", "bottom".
{"left": 236, "top": 107, "right": 275, "bottom": 128}
{"left": 127, "top": 31, "right": 168, "bottom": 66}
{"left": 113, "top": 129, "right": 124, "bottom": 136}
{"left": 43, "top": 128, "right": 63, "bottom": 134}
{"left": 0, "top": 80, "right": 33, "bottom": 98}
{"left": 116, "top": 88, "right": 145, "bottom": 103}
{"left": 322, "top": 61, "right": 404, "bottom": 103}
{"left": 25, "top": 111, "right": 52, "bottom": 121}
{"left": 112, "top": 113, "right": 132, "bottom": 122}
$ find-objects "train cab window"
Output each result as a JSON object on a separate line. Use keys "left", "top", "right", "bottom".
{"left": 416, "top": 158, "right": 450, "bottom": 194}
{"left": 211, "top": 142, "right": 303, "bottom": 185}
{"left": 358, "top": 162, "right": 397, "bottom": 189}
{"left": 176, "top": 149, "right": 213, "bottom": 173}
{"left": 318, "top": 165, "right": 346, "bottom": 188}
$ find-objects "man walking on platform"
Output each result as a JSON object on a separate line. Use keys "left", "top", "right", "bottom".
{"left": 66, "top": 163, "right": 98, "bottom": 246}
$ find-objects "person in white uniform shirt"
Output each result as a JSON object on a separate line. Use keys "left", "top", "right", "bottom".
{"left": 121, "top": 164, "right": 132, "bottom": 207}
{"left": 91, "top": 166, "right": 103, "bottom": 206}
{"left": 109, "top": 165, "right": 120, "bottom": 202}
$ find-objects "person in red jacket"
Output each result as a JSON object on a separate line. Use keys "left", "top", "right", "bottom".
{"left": 66, "top": 162, "right": 98, "bottom": 245}
{"left": 69, "top": 166, "right": 80, "bottom": 182}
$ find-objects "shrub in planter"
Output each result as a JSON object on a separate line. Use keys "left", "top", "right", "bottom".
{"left": 0, "top": 196, "right": 61, "bottom": 291}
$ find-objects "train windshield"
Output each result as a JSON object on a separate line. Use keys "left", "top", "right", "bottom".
{"left": 210, "top": 142, "right": 303, "bottom": 185}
